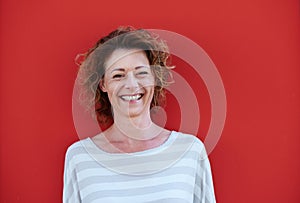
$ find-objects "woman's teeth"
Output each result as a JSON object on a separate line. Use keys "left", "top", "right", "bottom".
{"left": 120, "top": 94, "right": 142, "bottom": 101}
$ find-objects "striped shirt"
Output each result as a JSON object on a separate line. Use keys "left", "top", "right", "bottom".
{"left": 63, "top": 131, "right": 216, "bottom": 203}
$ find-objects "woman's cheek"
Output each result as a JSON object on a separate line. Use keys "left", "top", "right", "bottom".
{"left": 140, "top": 76, "right": 155, "bottom": 86}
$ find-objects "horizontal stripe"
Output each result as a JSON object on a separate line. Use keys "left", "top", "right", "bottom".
{"left": 74, "top": 158, "right": 198, "bottom": 176}
{"left": 69, "top": 149, "right": 200, "bottom": 165}
{"left": 145, "top": 198, "right": 190, "bottom": 203}
{"left": 84, "top": 187, "right": 192, "bottom": 203}
{"left": 77, "top": 165, "right": 196, "bottom": 182}
{"left": 80, "top": 174, "right": 194, "bottom": 195}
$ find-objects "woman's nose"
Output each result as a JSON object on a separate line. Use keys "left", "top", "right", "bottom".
{"left": 124, "top": 72, "right": 139, "bottom": 89}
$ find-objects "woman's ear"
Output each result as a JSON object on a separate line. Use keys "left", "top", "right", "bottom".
{"left": 100, "top": 79, "right": 107, "bottom": 92}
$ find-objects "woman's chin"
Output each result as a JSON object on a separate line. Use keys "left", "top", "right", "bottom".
{"left": 125, "top": 108, "right": 146, "bottom": 118}
{"left": 117, "top": 105, "right": 150, "bottom": 119}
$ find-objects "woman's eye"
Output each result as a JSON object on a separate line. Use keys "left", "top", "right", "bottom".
{"left": 112, "top": 74, "right": 124, "bottom": 79}
{"left": 137, "top": 71, "right": 148, "bottom": 75}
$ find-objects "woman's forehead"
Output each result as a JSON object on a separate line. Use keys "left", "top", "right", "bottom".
{"left": 104, "top": 49, "right": 149, "bottom": 72}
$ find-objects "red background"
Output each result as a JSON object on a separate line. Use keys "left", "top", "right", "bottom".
{"left": 1, "top": 0, "right": 299, "bottom": 202}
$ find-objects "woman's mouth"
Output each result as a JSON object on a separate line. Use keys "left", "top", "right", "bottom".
{"left": 120, "top": 94, "right": 144, "bottom": 101}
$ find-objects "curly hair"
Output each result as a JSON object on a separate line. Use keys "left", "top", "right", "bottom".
{"left": 76, "top": 26, "right": 174, "bottom": 124}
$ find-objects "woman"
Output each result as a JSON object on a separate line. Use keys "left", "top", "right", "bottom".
{"left": 63, "top": 26, "right": 216, "bottom": 203}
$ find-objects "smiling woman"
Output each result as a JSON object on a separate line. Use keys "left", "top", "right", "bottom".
{"left": 101, "top": 49, "right": 155, "bottom": 121}
{"left": 63, "top": 26, "right": 216, "bottom": 203}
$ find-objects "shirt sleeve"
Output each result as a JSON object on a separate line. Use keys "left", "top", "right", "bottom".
{"left": 63, "top": 148, "right": 82, "bottom": 203}
{"left": 193, "top": 145, "right": 216, "bottom": 203}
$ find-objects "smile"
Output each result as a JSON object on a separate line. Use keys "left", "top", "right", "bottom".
{"left": 120, "top": 94, "right": 144, "bottom": 101}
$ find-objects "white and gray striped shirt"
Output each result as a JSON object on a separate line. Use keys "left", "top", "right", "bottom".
{"left": 63, "top": 131, "right": 216, "bottom": 203}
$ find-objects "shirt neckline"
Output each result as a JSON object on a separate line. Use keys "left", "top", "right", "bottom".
{"left": 86, "top": 130, "right": 178, "bottom": 156}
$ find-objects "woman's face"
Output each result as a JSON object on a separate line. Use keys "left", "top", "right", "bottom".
{"left": 101, "top": 49, "right": 155, "bottom": 118}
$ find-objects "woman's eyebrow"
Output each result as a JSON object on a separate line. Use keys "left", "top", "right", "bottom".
{"left": 135, "top": 65, "right": 150, "bottom": 70}
{"left": 111, "top": 68, "right": 125, "bottom": 73}
{"left": 111, "top": 66, "right": 150, "bottom": 73}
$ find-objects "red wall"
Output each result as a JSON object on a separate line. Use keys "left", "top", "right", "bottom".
{"left": 1, "top": 0, "right": 299, "bottom": 202}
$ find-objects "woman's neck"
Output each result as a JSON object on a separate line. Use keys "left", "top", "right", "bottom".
{"left": 110, "top": 112, "right": 162, "bottom": 141}
{"left": 92, "top": 112, "right": 171, "bottom": 153}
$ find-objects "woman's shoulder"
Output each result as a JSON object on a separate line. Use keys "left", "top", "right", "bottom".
{"left": 171, "top": 131, "right": 207, "bottom": 157}
{"left": 64, "top": 138, "right": 91, "bottom": 160}
{"left": 66, "top": 138, "right": 89, "bottom": 150}
{"left": 172, "top": 131, "right": 204, "bottom": 145}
